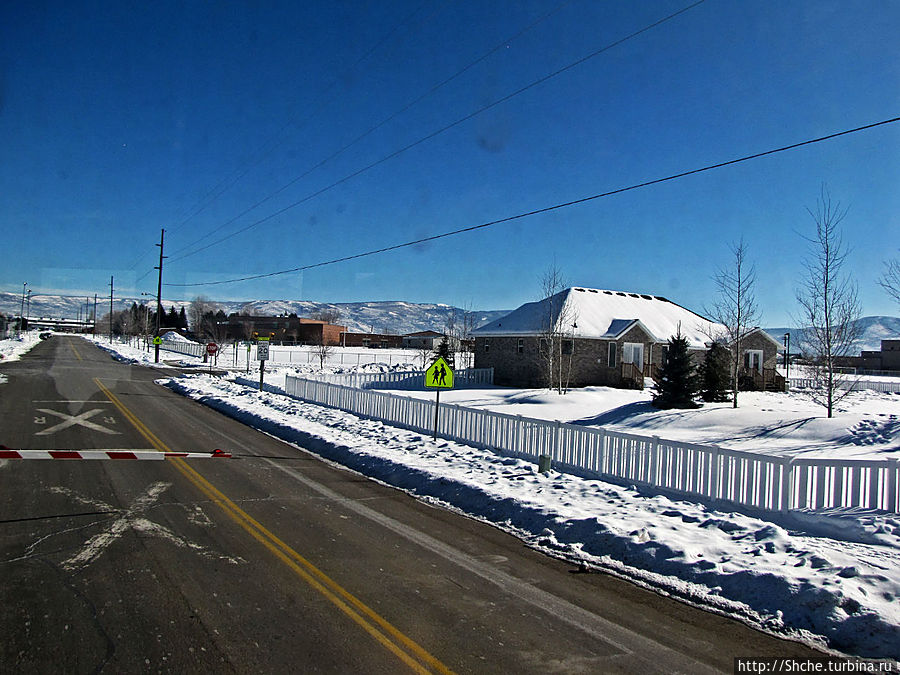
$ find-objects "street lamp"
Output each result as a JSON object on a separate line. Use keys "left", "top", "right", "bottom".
{"left": 783, "top": 332, "right": 791, "bottom": 378}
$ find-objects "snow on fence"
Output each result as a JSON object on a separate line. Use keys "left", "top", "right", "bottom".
{"left": 284, "top": 375, "right": 900, "bottom": 514}
{"left": 304, "top": 368, "right": 493, "bottom": 390}
{"left": 787, "top": 378, "right": 900, "bottom": 394}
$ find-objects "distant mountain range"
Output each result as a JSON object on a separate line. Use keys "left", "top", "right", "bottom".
{"left": 0, "top": 293, "right": 510, "bottom": 335}
{"left": 765, "top": 316, "right": 900, "bottom": 353}
{"left": 3, "top": 292, "right": 897, "bottom": 350}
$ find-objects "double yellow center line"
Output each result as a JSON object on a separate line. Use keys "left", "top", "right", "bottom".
{"left": 94, "top": 377, "right": 454, "bottom": 675}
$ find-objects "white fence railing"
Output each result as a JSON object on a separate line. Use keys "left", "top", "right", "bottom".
{"left": 788, "top": 377, "right": 900, "bottom": 394}
{"left": 283, "top": 375, "right": 900, "bottom": 514}
{"left": 158, "top": 340, "right": 205, "bottom": 358}
{"left": 304, "top": 368, "right": 493, "bottom": 390}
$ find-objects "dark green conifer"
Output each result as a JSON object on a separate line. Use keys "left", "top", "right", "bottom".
{"left": 653, "top": 332, "right": 700, "bottom": 409}
{"left": 700, "top": 341, "right": 732, "bottom": 402}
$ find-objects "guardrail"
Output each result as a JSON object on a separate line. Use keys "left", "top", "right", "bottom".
{"left": 283, "top": 375, "right": 900, "bottom": 514}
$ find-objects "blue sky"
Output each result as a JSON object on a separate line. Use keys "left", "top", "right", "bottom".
{"left": 1, "top": 0, "right": 898, "bottom": 325}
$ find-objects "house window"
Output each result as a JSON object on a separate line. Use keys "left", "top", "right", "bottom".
{"left": 623, "top": 342, "right": 644, "bottom": 367}
{"left": 744, "top": 350, "right": 763, "bottom": 372}
{"left": 562, "top": 339, "right": 573, "bottom": 355}
{"left": 661, "top": 345, "right": 669, "bottom": 366}
{"left": 363, "top": 338, "right": 370, "bottom": 348}
{"left": 484, "top": 339, "right": 490, "bottom": 353}
{"left": 607, "top": 342, "right": 617, "bottom": 368}
{"left": 517, "top": 338, "right": 524, "bottom": 354}
{"left": 539, "top": 338, "right": 548, "bottom": 355}
{"left": 381, "top": 340, "right": 388, "bottom": 348}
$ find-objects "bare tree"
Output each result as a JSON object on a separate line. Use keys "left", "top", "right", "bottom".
{"left": 538, "top": 264, "right": 577, "bottom": 394}
{"left": 189, "top": 296, "right": 221, "bottom": 340}
{"left": 313, "top": 337, "right": 333, "bottom": 370}
{"left": 879, "top": 255, "right": 900, "bottom": 308}
{"left": 795, "top": 188, "right": 862, "bottom": 418}
{"left": 310, "top": 308, "right": 342, "bottom": 324}
{"left": 708, "top": 238, "right": 759, "bottom": 408}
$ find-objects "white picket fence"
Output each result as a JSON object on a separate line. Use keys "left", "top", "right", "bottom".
{"left": 283, "top": 375, "right": 900, "bottom": 514}
{"left": 788, "top": 377, "right": 900, "bottom": 394}
{"left": 304, "top": 368, "right": 493, "bottom": 390}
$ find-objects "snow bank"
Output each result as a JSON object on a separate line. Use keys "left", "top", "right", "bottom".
{"left": 0, "top": 332, "right": 42, "bottom": 365}
{"left": 162, "top": 374, "right": 900, "bottom": 660}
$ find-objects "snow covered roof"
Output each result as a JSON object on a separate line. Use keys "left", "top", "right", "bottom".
{"left": 472, "top": 287, "right": 723, "bottom": 349}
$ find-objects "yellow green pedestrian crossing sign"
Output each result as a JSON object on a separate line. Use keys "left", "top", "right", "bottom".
{"left": 425, "top": 357, "right": 454, "bottom": 389}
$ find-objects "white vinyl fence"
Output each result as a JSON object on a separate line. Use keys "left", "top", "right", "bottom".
{"left": 158, "top": 340, "right": 206, "bottom": 358}
{"left": 304, "top": 368, "right": 493, "bottom": 390}
{"left": 788, "top": 377, "right": 900, "bottom": 394}
{"left": 284, "top": 375, "right": 900, "bottom": 515}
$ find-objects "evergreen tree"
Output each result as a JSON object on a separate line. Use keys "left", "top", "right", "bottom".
{"left": 178, "top": 306, "right": 188, "bottom": 329}
{"left": 700, "top": 341, "right": 732, "bottom": 403}
{"left": 433, "top": 336, "right": 454, "bottom": 367}
{"left": 653, "top": 333, "right": 700, "bottom": 409}
{"left": 166, "top": 306, "right": 179, "bottom": 328}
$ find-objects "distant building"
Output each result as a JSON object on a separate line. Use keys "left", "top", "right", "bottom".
{"left": 858, "top": 339, "right": 900, "bottom": 372}
{"left": 226, "top": 315, "right": 346, "bottom": 345}
{"left": 340, "top": 332, "right": 403, "bottom": 349}
{"left": 402, "top": 331, "right": 460, "bottom": 351}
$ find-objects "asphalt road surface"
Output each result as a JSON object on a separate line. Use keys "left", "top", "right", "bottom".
{"left": 0, "top": 336, "right": 823, "bottom": 673}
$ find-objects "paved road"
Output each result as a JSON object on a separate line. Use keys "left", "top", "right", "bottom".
{"left": 0, "top": 336, "right": 823, "bottom": 673}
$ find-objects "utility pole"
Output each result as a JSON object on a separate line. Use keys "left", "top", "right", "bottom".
{"left": 155, "top": 228, "right": 166, "bottom": 363}
{"left": 93, "top": 294, "right": 98, "bottom": 336}
{"left": 18, "top": 282, "right": 27, "bottom": 337}
{"left": 109, "top": 276, "right": 114, "bottom": 343}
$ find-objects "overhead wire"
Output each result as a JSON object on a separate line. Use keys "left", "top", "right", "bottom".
{"left": 164, "top": 115, "right": 900, "bottom": 288}
{"left": 165, "top": 0, "right": 707, "bottom": 265}
{"left": 128, "top": 1, "right": 439, "bottom": 278}
{"left": 166, "top": 0, "right": 570, "bottom": 263}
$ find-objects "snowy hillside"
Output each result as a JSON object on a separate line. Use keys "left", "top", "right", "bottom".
{"left": 766, "top": 316, "right": 900, "bottom": 353}
{"left": 0, "top": 292, "right": 509, "bottom": 335}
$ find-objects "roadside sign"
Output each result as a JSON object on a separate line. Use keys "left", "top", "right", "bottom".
{"left": 425, "top": 357, "right": 454, "bottom": 389}
{"left": 206, "top": 342, "right": 218, "bottom": 356}
{"left": 257, "top": 341, "right": 270, "bottom": 361}
{"left": 152, "top": 336, "right": 162, "bottom": 345}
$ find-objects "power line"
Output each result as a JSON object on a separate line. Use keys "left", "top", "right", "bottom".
{"left": 166, "top": 0, "right": 706, "bottom": 265}
{"left": 164, "top": 115, "right": 900, "bottom": 289}
{"left": 128, "top": 1, "right": 438, "bottom": 275}
{"left": 166, "top": 1, "right": 569, "bottom": 263}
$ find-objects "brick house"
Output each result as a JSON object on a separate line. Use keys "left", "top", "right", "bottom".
{"left": 473, "top": 287, "right": 784, "bottom": 390}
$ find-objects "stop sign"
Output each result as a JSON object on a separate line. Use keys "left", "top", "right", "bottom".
{"left": 206, "top": 342, "right": 218, "bottom": 355}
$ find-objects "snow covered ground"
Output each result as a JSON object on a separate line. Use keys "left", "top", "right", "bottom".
{"left": 15, "top": 335, "right": 899, "bottom": 660}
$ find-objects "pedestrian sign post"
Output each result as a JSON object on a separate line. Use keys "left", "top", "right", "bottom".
{"left": 152, "top": 336, "right": 162, "bottom": 345}
{"left": 424, "top": 357, "right": 454, "bottom": 440}
{"left": 256, "top": 337, "right": 270, "bottom": 391}
{"left": 425, "top": 357, "right": 454, "bottom": 389}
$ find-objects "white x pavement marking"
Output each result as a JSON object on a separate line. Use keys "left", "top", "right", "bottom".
{"left": 53, "top": 482, "right": 240, "bottom": 570}
{"left": 35, "top": 408, "right": 120, "bottom": 436}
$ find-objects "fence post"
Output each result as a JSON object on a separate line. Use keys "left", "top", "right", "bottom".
{"left": 889, "top": 459, "right": 900, "bottom": 514}
{"left": 780, "top": 458, "right": 794, "bottom": 512}
{"left": 709, "top": 446, "right": 720, "bottom": 501}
